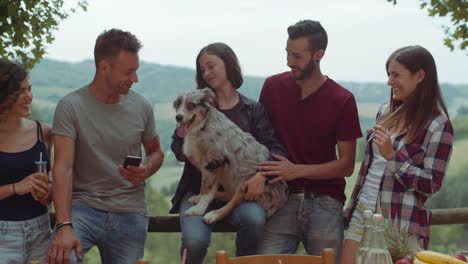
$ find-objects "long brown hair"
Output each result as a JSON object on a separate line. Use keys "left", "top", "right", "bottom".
{"left": 379, "top": 45, "right": 449, "bottom": 143}
{"left": 195, "top": 42, "right": 243, "bottom": 89}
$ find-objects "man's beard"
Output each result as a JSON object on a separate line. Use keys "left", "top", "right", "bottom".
{"left": 293, "top": 59, "right": 316, "bottom": 80}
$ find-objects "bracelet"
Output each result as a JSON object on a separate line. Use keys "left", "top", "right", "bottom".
{"left": 55, "top": 221, "right": 73, "bottom": 231}
{"left": 12, "top": 183, "right": 16, "bottom": 195}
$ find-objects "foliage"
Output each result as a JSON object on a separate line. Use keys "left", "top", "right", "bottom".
{"left": 428, "top": 162, "right": 468, "bottom": 209}
{"left": 457, "top": 105, "right": 468, "bottom": 116}
{"left": 355, "top": 137, "right": 366, "bottom": 163}
{"left": 452, "top": 116, "right": 468, "bottom": 141}
{"left": 160, "top": 181, "right": 179, "bottom": 197}
{"left": 429, "top": 225, "right": 465, "bottom": 254}
{"left": 386, "top": 0, "right": 467, "bottom": 51}
{"left": 427, "top": 158, "right": 468, "bottom": 252}
{"left": 0, "top": 1, "right": 87, "bottom": 69}
{"left": 158, "top": 120, "right": 177, "bottom": 154}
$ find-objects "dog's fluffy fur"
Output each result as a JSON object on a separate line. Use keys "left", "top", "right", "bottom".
{"left": 174, "top": 88, "right": 288, "bottom": 224}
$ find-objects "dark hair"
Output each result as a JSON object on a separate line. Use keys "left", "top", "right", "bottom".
{"left": 94, "top": 28, "right": 142, "bottom": 67}
{"left": 195, "top": 42, "right": 243, "bottom": 89}
{"left": 0, "top": 59, "right": 28, "bottom": 116}
{"left": 287, "top": 20, "right": 328, "bottom": 52}
{"left": 380, "top": 45, "right": 449, "bottom": 143}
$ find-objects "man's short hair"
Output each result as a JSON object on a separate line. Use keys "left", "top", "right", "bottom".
{"left": 287, "top": 20, "right": 328, "bottom": 52}
{"left": 94, "top": 28, "right": 142, "bottom": 67}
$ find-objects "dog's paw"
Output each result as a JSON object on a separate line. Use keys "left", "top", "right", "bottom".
{"left": 203, "top": 211, "right": 220, "bottom": 224}
{"left": 188, "top": 195, "right": 201, "bottom": 204}
{"left": 184, "top": 205, "right": 205, "bottom": 216}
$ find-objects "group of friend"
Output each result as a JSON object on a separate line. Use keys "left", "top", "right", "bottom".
{"left": 0, "top": 19, "right": 453, "bottom": 264}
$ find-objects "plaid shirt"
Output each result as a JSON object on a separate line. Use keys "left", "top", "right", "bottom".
{"left": 344, "top": 103, "right": 453, "bottom": 249}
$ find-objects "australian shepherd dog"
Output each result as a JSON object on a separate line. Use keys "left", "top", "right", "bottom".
{"left": 173, "top": 88, "right": 288, "bottom": 224}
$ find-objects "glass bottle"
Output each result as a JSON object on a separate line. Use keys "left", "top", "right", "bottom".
{"left": 363, "top": 213, "right": 393, "bottom": 264}
{"left": 34, "top": 152, "right": 49, "bottom": 199}
{"left": 356, "top": 210, "right": 374, "bottom": 264}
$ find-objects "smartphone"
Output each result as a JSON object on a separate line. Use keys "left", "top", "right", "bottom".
{"left": 123, "top": 155, "right": 142, "bottom": 169}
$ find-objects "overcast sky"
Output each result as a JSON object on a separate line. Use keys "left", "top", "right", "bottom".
{"left": 45, "top": 0, "right": 468, "bottom": 84}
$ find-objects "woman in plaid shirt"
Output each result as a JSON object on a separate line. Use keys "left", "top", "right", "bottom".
{"left": 340, "top": 45, "right": 454, "bottom": 264}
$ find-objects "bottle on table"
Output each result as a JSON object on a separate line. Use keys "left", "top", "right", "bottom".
{"left": 363, "top": 213, "right": 393, "bottom": 264}
{"left": 357, "top": 210, "right": 374, "bottom": 264}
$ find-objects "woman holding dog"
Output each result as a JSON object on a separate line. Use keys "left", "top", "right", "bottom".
{"left": 341, "top": 45, "right": 453, "bottom": 264}
{"left": 170, "top": 42, "right": 288, "bottom": 264}
{"left": 0, "top": 59, "right": 53, "bottom": 263}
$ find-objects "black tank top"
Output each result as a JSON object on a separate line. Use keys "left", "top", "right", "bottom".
{"left": 0, "top": 121, "right": 50, "bottom": 220}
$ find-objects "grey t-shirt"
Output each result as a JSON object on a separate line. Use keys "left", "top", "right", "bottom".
{"left": 52, "top": 86, "right": 158, "bottom": 213}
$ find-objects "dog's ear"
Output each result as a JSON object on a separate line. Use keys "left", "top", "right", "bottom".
{"left": 200, "top": 88, "right": 218, "bottom": 108}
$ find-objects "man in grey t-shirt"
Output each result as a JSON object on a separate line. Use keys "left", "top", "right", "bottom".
{"left": 47, "top": 29, "right": 164, "bottom": 264}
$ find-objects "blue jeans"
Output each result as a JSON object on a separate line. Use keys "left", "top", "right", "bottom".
{"left": 259, "top": 194, "right": 343, "bottom": 262}
{"left": 67, "top": 202, "right": 149, "bottom": 264}
{"left": 179, "top": 192, "right": 266, "bottom": 264}
{"left": 0, "top": 213, "right": 52, "bottom": 264}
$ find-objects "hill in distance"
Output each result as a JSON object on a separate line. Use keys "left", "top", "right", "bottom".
{"left": 31, "top": 58, "right": 468, "bottom": 114}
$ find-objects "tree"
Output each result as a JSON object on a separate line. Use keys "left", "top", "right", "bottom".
{"left": 387, "top": 0, "right": 467, "bottom": 52}
{"left": 0, "top": 1, "right": 87, "bottom": 69}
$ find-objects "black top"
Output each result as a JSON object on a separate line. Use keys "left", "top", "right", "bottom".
{"left": 0, "top": 121, "right": 49, "bottom": 220}
{"left": 169, "top": 93, "right": 288, "bottom": 213}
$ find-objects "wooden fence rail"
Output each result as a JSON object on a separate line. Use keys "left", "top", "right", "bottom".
{"left": 430, "top": 208, "right": 468, "bottom": 225}
{"left": 51, "top": 208, "right": 468, "bottom": 232}
{"left": 146, "top": 207, "right": 468, "bottom": 233}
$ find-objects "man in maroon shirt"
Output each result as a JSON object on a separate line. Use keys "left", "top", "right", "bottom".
{"left": 258, "top": 20, "right": 362, "bottom": 260}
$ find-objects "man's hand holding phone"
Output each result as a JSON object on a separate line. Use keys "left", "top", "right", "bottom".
{"left": 119, "top": 156, "right": 149, "bottom": 184}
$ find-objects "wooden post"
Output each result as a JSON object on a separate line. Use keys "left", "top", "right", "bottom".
{"left": 322, "top": 248, "right": 335, "bottom": 264}
{"left": 216, "top": 250, "right": 229, "bottom": 264}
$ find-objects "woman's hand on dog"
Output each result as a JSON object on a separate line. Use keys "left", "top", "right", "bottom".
{"left": 242, "top": 172, "right": 266, "bottom": 200}
{"left": 118, "top": 164, "right": 149, "bottom": 184}
{"left": 259, "top": 154, "right": 299, "bottom": 183}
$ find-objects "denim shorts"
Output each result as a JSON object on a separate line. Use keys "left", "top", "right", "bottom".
{"left": 344, "top": 202, "right": 366, "bottom": 242}
{"left": 0, "top": 213, "right": 52, "bottom": 264}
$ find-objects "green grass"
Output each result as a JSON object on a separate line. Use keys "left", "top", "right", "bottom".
{"left": 150, "top": 166, "right": 183, "bottom": 192}
{"left": 447, "top": 137, "right": 468, "bottom": 175}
